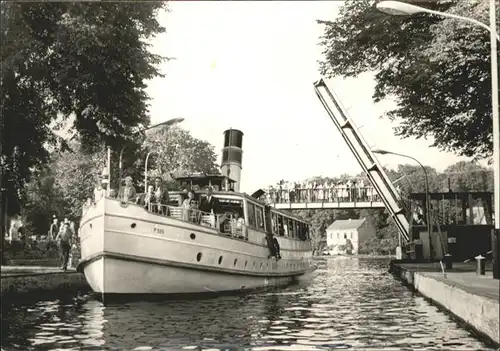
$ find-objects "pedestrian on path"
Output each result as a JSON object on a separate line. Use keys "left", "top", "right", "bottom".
{"left": 55, "top": 222, "right": 73, "bottom": 271}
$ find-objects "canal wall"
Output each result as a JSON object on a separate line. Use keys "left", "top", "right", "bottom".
{"left": 1, "top": 266, "right": 90, "bottom": 304}
{"left": 390, "top": 262, "right": 500, "bottom": 346}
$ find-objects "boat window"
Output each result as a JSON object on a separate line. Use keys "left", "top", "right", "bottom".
{"left": 283, "top": 218, "right": 288, "bottom": 236}
{"left": 271, "top": 213, "right": 276, "bottom": 234}
{"left": 255, "top": 205, "right": 265, "bottom": 231}
{"left": 277, "top": 215, "right": 284, "bottom": 236}
{"left": 247, "top": 203, "right": 256, "bottom": 228}
{"left": 216, "top": 197, "right": 244, "bottom": 215}
{"left": 288, "top": 219, "right": 295, "bottom": 238}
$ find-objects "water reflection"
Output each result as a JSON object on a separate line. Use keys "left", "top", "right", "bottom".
{"left": 1, "top": 257, "right": 494, "bottom": 350}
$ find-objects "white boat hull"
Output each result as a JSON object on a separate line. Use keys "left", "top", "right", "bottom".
{"left": 83, "top": 256, "right": 299, "bottom": 295}
{"left": 78, "top": 197, "right": 315, "bottom": 296}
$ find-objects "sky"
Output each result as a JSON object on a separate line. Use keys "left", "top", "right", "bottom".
{"left": 145, "top": 0, "right": 477, "bottom": 193}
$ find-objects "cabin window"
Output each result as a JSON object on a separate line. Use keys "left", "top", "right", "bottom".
{"left": 255, "top": 205, "right": 265, "bottom": 231}
{"left": 247, "top": 203, "right": 256, "bottom": 228}
{"left": 277, "top": 215, "right": 284, "bottom": 236}
{"left": 216, "top": 197, "right": 244, "bottom": 215}
{"left": 298, "top": 223, "right": 306, "bottom": 241}
{"left": 283, "top": 218, "right": 288, "bottom": 236}
{"left": 271, "top": 213, "right": 278, "bottom": 234}
{"left": 288, "top": 219, "right": 295, "bottom": 238}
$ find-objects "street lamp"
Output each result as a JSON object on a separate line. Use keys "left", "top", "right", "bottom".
{"left": 118, "top": 117, "right": 185, "bottom": 189}
{"left": 144, "top": 151, "right": 156, "bottom": 191}
{"left": 376, "top": 0, "right": 500, "bottom": 41}
{"left": 376, "top": 0, "right": 499, "bottom": 276}
{"left": 373, "top": 149, "right": 433, "bottom": 259}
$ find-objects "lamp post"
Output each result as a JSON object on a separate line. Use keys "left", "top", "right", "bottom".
{"left": 118, "top": 117, "right": 184, "bottom": 190}
{"left": 144, "top": 151, "right": 156, "bottom": 191}
{"left": 373, "top": 149, "right": 433, "bottom": 260}
{"left": 376, "top": 0, "right": 499, "bottom": 275}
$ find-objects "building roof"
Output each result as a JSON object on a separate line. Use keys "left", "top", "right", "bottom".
{"left": 326, "top": 218, "right": 365, "bottom": 231}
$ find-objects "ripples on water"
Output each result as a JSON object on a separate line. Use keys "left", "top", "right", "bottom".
{"left": 1, "top": 258, "right": 495, "bottom": 350}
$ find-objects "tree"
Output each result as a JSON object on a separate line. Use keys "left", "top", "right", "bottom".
{"left": 439, "top": 161, "right": 494, "bottom": 192}
{"left": 29, "top": 126, "right": 221, "bottom": 229}
{"left": 139, "top": 126, "right": 220, "bottom": 189}
{"left": 358, "top": 219, "right": 398, "bottom": 255}
{"left": 20, "top": 169, "right": 68, "bottom": 237}
{"left": 318, "top": 0, "right": 497, "bottom": 161}
{"left": 51, "top": 144, "right": 107, "bottom": 220}
{"left": 1, "top": 2, "right": 167, "bottom": 223}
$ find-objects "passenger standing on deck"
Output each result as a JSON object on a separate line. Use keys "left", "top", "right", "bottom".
{"left": 56, "top": 222, "right": 73, "bottom": 271}
{"left": 93, "top": 175, "right": 106, "bottom": 203}
{"left": 233, "top": 211, "right": 246, "bottom": 239}
{"left": 182, "top": 190, "right": 197, "bottom": 221}
{"left": 153, "top": 177, "right": 169, "bottom": 215}
{"left": 118, "top": 176, "right": 137, "bottom": 203}
{"left": 199, "top": 187, "right": 220, "bottom": 214}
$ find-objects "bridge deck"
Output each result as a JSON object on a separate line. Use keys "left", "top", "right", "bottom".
{"left": 272, "top": 201, "right": 385, "bottom": 210}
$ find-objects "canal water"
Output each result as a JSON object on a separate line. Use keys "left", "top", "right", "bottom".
{"left": 1, "top": 257, "right": 495, "bottom": 350}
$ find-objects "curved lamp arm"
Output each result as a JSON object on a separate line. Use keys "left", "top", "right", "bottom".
{"left": 424, "top": 7, "right": 500, "bottom": 42}
{"left": 376, "top": 1, "right": 500, "bottom": 41}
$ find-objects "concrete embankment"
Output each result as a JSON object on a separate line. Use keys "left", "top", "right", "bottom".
{"left": 1, "top": 266, "right": 90, "bottom": 304}
{"left": 390, "top": 261, "right": 500, "bottom": 346}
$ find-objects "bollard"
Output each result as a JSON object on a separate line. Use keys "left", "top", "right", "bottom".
{"left": 443, "top": 254, "right": 453, "bottom": 270}
{"left": 475, "top": 255, "right": 486, "bottom": 275}
{"left": 396, "top": 246, "right": 402, "bottom": 260}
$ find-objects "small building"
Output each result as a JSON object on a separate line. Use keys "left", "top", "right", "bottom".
{"left": 325, "top": 218, "right": 375, "bottom": 255}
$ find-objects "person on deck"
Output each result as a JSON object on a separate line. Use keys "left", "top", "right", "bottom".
{"left": 199, "top": 187, "right": 220, "bottom": 214}
{"left": 152, "top": 177, "right": 169, "bottom": 215}
{"left": 93, "top": 175, "right": 106, "bottom": 203}
{"left": 233, "top": 211, "right": 246, "bottom": 239}
{"left": 182, "top": 190, "right": 198, "bottom": 222}
{"left": 118, "top": 176, "right": 137, "bottom": 203}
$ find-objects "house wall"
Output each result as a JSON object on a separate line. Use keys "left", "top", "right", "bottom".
{"left": 326, "top": 228, "right": 358, "bottom": 254}
{"left": 326, "top": 220, "right": 376, "bottom": 254}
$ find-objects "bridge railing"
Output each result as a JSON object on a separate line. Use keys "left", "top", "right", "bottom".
{"left": 268, "top": 187, "right": 382, "bottom": 204}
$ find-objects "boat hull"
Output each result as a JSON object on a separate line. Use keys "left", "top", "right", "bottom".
{"left": 83, "top": 254, "right": 301, "bottom": 295}
{"left": 78, "top": 198, "right": 315, "bottom": 296}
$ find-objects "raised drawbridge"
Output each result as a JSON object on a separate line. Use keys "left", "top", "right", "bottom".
{"left": 313, "top": 78, "right": 410, "bottom": 243}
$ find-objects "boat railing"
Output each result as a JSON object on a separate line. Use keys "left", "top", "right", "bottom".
{"left": 146, "top": 202, "right": 248, "bottom": 240}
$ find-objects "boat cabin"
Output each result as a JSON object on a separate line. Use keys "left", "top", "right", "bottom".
{"left": 176, "top": 174, "right": 237, "bottom": 192}
{"left": 161, "top": 174, "right": 311, "bottom": 243}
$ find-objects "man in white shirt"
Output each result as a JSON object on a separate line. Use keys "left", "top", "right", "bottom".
{"left": 233, "top": 211, "right": 246, "bottom": 239}
{"left": 93, "top": 175, "right": 106, "bottom": 203}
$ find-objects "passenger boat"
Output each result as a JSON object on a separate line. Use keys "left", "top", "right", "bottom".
{"left": 77, "top": 129, "right": 315, "bottom": 298}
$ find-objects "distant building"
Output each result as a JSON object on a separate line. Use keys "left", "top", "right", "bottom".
{"left": 325, "top": 218, "right": 375, "bottom": 255}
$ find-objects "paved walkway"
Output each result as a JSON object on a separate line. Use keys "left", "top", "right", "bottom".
{"left": 394, "top": 262, "right": 499, "bottom": 301}
{"left": 423, "top": 271, "right": 499, "bottom": 301}
{"left": 1, "top": 266, "right": 77, "bottom": 278}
